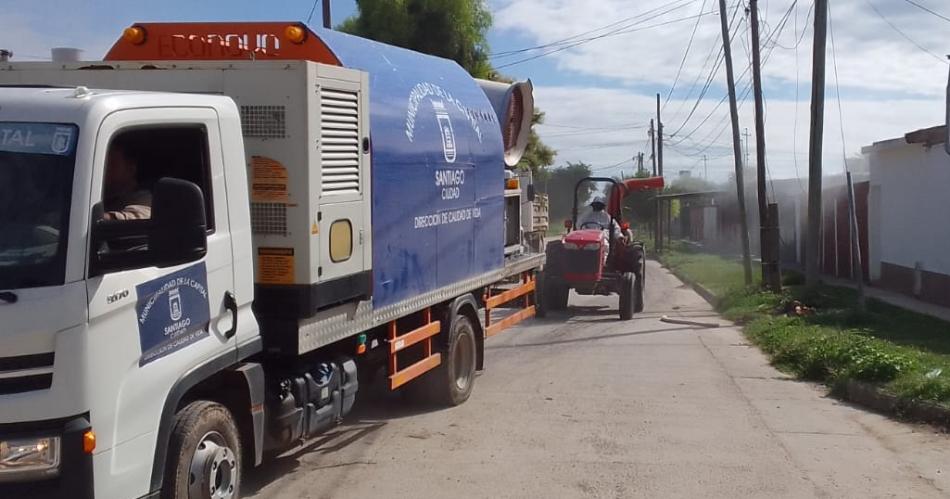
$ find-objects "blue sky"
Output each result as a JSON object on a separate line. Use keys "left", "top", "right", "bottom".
{"left": 4, "top": 0, "right": 949, "bottom": 183}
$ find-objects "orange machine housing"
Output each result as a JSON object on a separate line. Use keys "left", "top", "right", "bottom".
{"left": 105, "top": 22, "right": 341, "bottom": 65}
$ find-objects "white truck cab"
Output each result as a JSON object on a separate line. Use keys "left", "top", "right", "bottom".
{"left": 0, "top": 87, "right": 258, "bottom": 498}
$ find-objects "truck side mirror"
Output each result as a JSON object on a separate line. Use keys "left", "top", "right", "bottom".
{"left": 91, "top": 178, "right": 207, "bottom": 275}
{"left": 149, "top": 177, "right": 208, "bottom": 267}
{"left": 526, "top": 183, "right": 536, "bottom": 202}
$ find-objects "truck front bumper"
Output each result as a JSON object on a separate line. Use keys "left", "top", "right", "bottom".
{"left": 0, "top": 413, "right": 93, "bottom": 499}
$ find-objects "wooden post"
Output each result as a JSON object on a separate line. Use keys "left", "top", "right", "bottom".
{"left": 766, "top": 203, "right": 782, "bottom": 292}
{"left": 846, "top": 172, "right": 866, "bottom": 310}
{"left": 717, "top": 0, "right": 754, "bottom": 286}
{"left": 322, "top": 0, "right": 332, "bottom": 28}
{"left": 750, "top": 0, "right": 774, "bottom": 289}
{"left": 806, "top": 0, "right": 828, "bottom": 288}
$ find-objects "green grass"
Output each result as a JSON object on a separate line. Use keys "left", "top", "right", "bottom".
{"left": 660, "top": 242, "right": 950, "bottom": 408}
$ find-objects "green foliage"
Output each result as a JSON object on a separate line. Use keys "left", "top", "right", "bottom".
{"left": 339, "top": 0, "right": 494, "bottom": 78}
{"left": 536, "top": 162, "right": 594, "bottom": 223}
{"left": 516, "top": 111, "right": 556, "bottom": 177}
{"left": 660, "top": 246, "right": 950, "bottom": 408}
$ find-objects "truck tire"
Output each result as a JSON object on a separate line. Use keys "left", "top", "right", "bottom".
{"left": 409, "top": 313, "right": 478, "bottom": 407}
{"left": 163, "top": 401, "right": 242, "bottom": 499}
{"left": 619, "top": 272, "right": 636, "bottom": 320}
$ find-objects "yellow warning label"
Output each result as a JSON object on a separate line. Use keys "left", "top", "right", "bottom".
{"left": 311, "top": 221, "right": 319, "bottom": 235}
{"left": 257, "top": 247, "right": 295, "bottom": 285}
{"left": 251, "top": 156, "right": 289, "bottom": 203}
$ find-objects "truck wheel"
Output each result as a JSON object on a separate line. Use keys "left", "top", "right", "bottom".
{"left": 634, "top": 258, "right": 646, "bottom": 313}
{"left": 619, "top": 272, "right": 636, "bottom": 320}
{"left": 409, "top": 313, "right": 478, "bottom": 407}
{"left": 163, "top": 401, "right": 242, "bottom": 499}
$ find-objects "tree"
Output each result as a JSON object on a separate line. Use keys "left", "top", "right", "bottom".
{"left": 339, "top": 0, "right": 556, "bottom": 176}
{"left": 338, "top": 0, "right": 493, "bottom": 78}
{"left": 517, "top": 111, "right": 556, "bottom": 177}
{"left": 537, "top": 162, "right": 594, "bottom": 223}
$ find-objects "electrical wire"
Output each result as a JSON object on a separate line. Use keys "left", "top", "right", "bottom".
{"left": 865, "top": 0, "right": 948, "bottom": 64}
{"left": 663, "top": 0, "right": 710, "bottom": 110}
{"left": 829, "top": 1, "right": 850, "bottom": 174}
{"left": 306, "top": 0, "right": 320, "bottom": 25}
{"left": 902, "top": 0, "right": 950, "bottom": 24}
{"left": 494, "top": 9, "right": 718, "bottom": 69}
{"left": 490, "top": 0, "right": 698, "bottom": 58}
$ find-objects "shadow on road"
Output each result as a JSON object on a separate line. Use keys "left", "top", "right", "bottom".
{"left": 242, "top": 369, "right": 452, "bottom": 495}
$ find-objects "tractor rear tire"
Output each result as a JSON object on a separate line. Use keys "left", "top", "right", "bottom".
{"left": 619, "top": 272, "right": 636, "bottom": 320}
{"left": 535, "top": 271, "right": 548, "bottom": 318}
{"left": 634, "top": 258, "right": 646, "bottom": 313}
{"left": 548, "top": 280, "right": 569, "bottom": 311}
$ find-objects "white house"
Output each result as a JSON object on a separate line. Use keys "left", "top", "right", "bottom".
{"left": 863, "top": 125, "right": 950, "bottom": 307}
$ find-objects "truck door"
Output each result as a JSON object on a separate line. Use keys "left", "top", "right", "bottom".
{"left": 316, "top": 74, "right": 372, "bottom": 283}
{"left": 84, "top": 108, "right": 236, "bottom": 476}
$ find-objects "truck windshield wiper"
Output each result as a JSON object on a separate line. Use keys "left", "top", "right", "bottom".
{"left": 0, "top": 291, "right": 17, "bottom": 304}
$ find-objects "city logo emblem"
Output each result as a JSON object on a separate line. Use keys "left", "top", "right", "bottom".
{"left": 168, "top": 287, "right": 183, "bottom": 322}
{"left": 433, "top": 100, "right": 456, "bottom": 164}
{"left": 50, "top": 127, "right": 73, "bottom": 155}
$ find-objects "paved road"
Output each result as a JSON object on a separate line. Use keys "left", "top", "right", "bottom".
{"left": 246, "top": 260, "right": 949, "bottom": 498}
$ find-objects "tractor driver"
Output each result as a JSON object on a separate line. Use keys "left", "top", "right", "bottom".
{"left": 578, "top": 196, "right": 625, "bottom": 260}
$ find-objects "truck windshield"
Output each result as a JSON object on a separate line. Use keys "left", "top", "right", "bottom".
{"left": 0, "top": 123, "right": 78, "bottom": 290}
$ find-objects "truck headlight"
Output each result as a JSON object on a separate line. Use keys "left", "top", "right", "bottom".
{"left": 0, "top": 436, "right": 61, "bottom": 481}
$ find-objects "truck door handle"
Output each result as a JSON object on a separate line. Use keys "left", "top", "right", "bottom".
{"left": 223, "top": 291, "right": 238, "bottom": 340}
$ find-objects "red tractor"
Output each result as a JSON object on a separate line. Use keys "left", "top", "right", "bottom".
{"left": 538, "top": 176, "right": 664, "bottom": 320}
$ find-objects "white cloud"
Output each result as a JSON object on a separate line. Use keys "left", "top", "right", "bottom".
{"left": 534, "top": 85, "right": 943, "bottom": 183}
{"left": 491, "top": 0, "right": 948, "bottom": 182}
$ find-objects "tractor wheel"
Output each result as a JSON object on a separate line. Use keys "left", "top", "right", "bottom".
{"left": 619, "top": 272, "right": 636, "bottom": 320}
{"left": 535, "top": 271, "right": 548, "bottom": 318}
{"left": 634, "top": 257, "right": 646, "bottom": 313}
{"left": 548, "top": 279, "right": 569, "bottom": 310}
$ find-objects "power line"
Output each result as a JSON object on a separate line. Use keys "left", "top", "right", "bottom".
{"left": 668, "top": 0, "right": 797, "bottom": 149}
{"left": 306, "top": 0, "right": 320, "bottom": 24}
{"left": 665, "top": 1, "right": 744, "bottom": 138}
{"left": 490, "top": 0, "right": 697, "bottom": 58}
{"left": 902, "top": 0, "right": 950, "bottom": 24}
{"left": 494, "top": 9, "right": 718, "bottom": 69}
{"left": 865, "top": 0, "right": 948, "bottom": 64}
{"left": 663, "top": 0, "right": 710, "bottom": 110}
{"left": 828, "top": 0, "right": 849, "bottom": 174}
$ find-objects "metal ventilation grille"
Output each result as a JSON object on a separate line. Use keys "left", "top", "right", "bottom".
{"left": 240, "top": 105, "right": 287, "bottom": 139}
{"left": 251, "top": 203, "right": 288, "bottom": 236}
{"left": 320, "top": 88, "right": 361, "bottom": 195}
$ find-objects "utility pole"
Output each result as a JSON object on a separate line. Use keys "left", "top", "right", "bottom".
{"left": 656, "top": 94, "right": 664, "bottom": 178}
{"left": 750, "top": 0, "right": 779, "bottom": 291}
{"left": 703, "top": 154, "right": 708, "bottom": 181}
{"left": 655, "top": 95, "right": 665, "bottom": 252}
{"left": 846, "top": 172, "right": 866, "bottom": 310}
{"left": 322, "top": 0, "right": 332, "bottom": 29}
{"left": 743, "top": 128, "right": 751, "bottom": 170}
{"left": 805, "top": 0, "right": 828, "bottom": 288}
{"left": 649, "top": 120, "right": 657, "bottom": 175}
{"left": 718, "top": 0, "right": 754, "bottom": 286}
